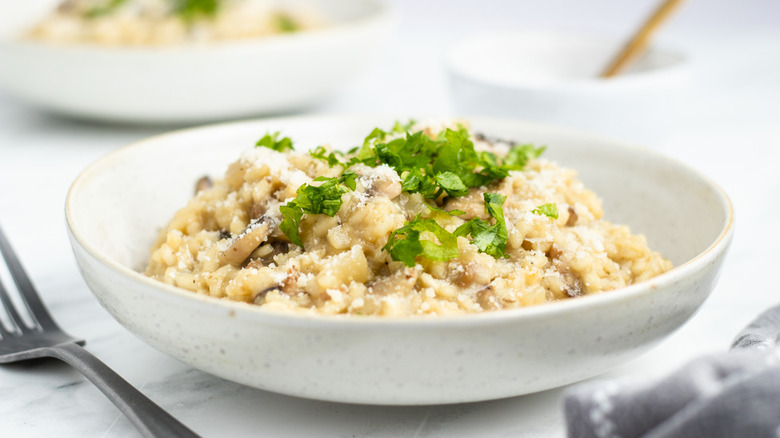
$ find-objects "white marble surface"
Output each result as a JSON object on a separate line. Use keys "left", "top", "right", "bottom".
{"left": 1, "top": 0, "right": 779, "bottom": 436}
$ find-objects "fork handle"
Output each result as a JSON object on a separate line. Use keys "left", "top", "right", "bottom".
{"left": 47, "top": 343, "right": 201, "bottom": 438}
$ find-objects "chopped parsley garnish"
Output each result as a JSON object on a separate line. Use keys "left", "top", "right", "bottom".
{"left": 383, "top": 216, "right": 462, "bottom": 267}
{"left": 335, "top": 122, "right": 545, "bottom": 200}
{"left": 504, "top": 144, "right": 547, "bottom": 170}
{"left": 84, "top": 0, "right": 129, "bottom": 18}
{"left": 282, "top": 121, "right": 547, "bottom": 264}
{"left": 532, "top": 203, "right": 559, "bottom": 219}
{"left": 256, "top": 132, "right": 294, "bottom": 152}
{"left": 455, "top": 193, "right": 509, "bottom": 259}
{"left": 309, "top": 146, "right": 344, "bottom": 167}
{"left": 425, "top": 205, "right": 465, "bottom": 218}
{"left": 279, "top": 171, "right": 357, "bottom": 246}
{"left": 391, "top": 119, "right": 417, "bottom": 134}
{"left": 434, "top": 171, "right": 469, "bottom": 197}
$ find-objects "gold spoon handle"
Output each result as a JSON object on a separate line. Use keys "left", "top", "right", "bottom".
{"left": 601, "top": 0, "right": 686, "bottom": 78}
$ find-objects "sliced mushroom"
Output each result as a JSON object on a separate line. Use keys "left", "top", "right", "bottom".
{"left": 566, "top": 206, "right": 578, "bottom": 226}
{"left": 195, "top": 176, "right": 213, "bottom": 194}
{"left": 472, "top": 132, "right": 516, "bottom": 148}
{"left": 369, "top": 177, "right": 402, "bottom": 199}
{"left": 352, "top": 167, "right": 402, "bottom": 200}
{"left": 549, "top": 244, "right": 563, "bottom": 260}
{"left": 253, "top": 286, "right": 280, "bottom": 305}
{"left": 247, "top": 241, "right": 293, "bottom": 268}
{"left": 548, "top": 245, "right": 583, "bottom": 297}
{"left": 220, "top": 216, "right": 275, "bottom": 266}
{"left": 251, "top": 201, "right": 266, "bottom": 219}
{"left": 252, "top": 266, "right": 300, "bottom": 304}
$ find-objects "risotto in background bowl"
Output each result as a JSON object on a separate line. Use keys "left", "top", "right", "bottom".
{"left": 0, "top": 0, "right": 389, "bottom": 123}
{"left": 65, "top": 115, "right": 733, "bottom": 404}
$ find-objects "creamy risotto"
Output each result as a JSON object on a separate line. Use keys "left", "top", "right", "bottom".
{"left": 145, "top": 121, "right": 672, "bottom": 316}
{"left": 26, "top": 0, "right": 321, "bottom": 46}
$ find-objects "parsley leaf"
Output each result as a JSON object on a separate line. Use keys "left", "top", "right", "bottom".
{"left": 532, "top": 203, "right": 559, "bottom": 219}
{"left": 425, "top": 205, "right": 466, "bottom": 218}
{"left": 337, "top": 170, "right": 358, "bottom": 190}
{"left": 434, "top": 171, "right": 469, "bottom": 197}
{"left": 374, "top": 141, "right": 404, "bottom": 169}
{"left": 391, "top": 119, "right": 416, "bottom": 133}
{"left": 363, "top": 127, "right": 389, "bottom": 146}
{"left": 358, "top": 120, "right": 415, "bottom": 150}
{"left": 477, "top": 151, "right": 511, "bottom": 180}
{"left": 455, "top": 193, "right": 509, "bottom": 259}
{"left": 383, "top": 227, "right": 421, "bottom": 267}
{"left": 256, "top": 132, "right": 294, "bottom": 152}
{"left": 383, "top": 216, "right": 461, "bottom": 267}
{"left": 503, "top": 144, "right": 546, "bottom": 170}
{"left": 279, "top": 203, "right": 305, "bottom": 247}
{"left": 297, "top": 174, "right": 355, "bottom": 216}
{"left": 400, "top": 168, "right": 423, "bottom": 192}
{"left": 279, "top": 172, "right": 357, "bottom": 247}
{"left": 309, "top": 146, "right": 343, "bottom": 167}
{"left": 484, "top": 193, "right": 507, "bottom": 221}
{"left": 430, "top": 128, "right": 472, "bottom": 177}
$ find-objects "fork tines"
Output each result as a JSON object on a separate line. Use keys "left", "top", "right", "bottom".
{"left": 0, "top": 224, "right": 59, "bottom": 336}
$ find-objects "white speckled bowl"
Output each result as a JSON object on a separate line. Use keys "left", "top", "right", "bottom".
{"left": 0, "top": 0, "right": 389, "bottom": 124}
{"left": 446, "top": 30, "right": 688, "bottom": 143}
{"left": 65, "top": 115, "right": 733, "bottom": 405}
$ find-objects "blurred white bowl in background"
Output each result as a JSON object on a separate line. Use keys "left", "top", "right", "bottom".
{"left": 447, "top": 30, "right": 688, "bottom": 144}
{"left": 0, "top": 0, "right": 390, "bottom": 124}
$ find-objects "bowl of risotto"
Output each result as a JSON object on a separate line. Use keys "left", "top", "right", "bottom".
{"left": 65, "top": 115, "right": 733, "bottom": 404}
{"left": 0, "top": 0, "right": 389, "bottom": 123}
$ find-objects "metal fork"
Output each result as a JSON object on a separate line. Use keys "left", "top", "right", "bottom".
{"left": 0, "top": 225, "right": 200, "bottom": 438}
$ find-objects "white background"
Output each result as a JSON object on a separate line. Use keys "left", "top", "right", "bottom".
{"left": 1, "top": 0, "right": 779, "bottom": 436}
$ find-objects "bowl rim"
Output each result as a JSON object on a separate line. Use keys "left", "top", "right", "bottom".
{"left": 445, "top": 29, "right": 688, "bottom": 92}
{"left": 0, "top": 0, "right": 390, "bottom": 54}
{"left": 65, "top": 114, "right": 734, "bottom": 329}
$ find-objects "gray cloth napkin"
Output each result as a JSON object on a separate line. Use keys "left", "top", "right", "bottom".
{"left": 563, "top": 304, "right": 780, "bottom": 438}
